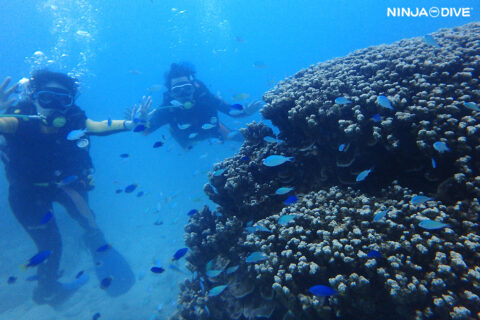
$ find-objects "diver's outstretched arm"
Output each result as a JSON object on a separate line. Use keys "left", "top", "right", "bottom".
{"left": 85, "top": 118, "right": 134, "bottom": 135}
{"left": 87, "top": 96, "right": 152, "bottom": 135}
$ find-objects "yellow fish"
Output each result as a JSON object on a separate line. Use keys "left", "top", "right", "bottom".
{"left": 232, "top": 93, "right": 250, "bottom": 101}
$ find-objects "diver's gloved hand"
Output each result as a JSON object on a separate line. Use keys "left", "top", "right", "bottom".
{"left": 243, "top": 100, "right": 264, "bottom": 116}
{"left": 0, "top": 77, "right": 18, "bottom": 111}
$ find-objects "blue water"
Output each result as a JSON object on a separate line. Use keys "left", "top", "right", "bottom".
{"left": 0, "top": 0, "right": 477, "bottom": 319}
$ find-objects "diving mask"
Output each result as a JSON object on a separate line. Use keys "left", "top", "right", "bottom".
{"left": 34, "top": 90, "right": 74, "bottom": 110}
{"left": 170, "top": 82, "right": 195, "bottom": 98}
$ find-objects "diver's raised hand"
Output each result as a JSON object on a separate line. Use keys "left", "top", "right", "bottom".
{"left": 137, "top": 96, "right": 153, "bottom": 121}
{"left": 243, "top": 100, "right": 264, "bottom": 115}
{"left": 0, "top": 77, "right": 18, "bottom": 111}
{"left": 131, "top": 96, "right": 153, "bottom": 122}
{"left": 125, "top": 96, "right": 153, "bottom": 121}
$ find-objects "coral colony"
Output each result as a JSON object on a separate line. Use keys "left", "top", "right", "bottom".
{"left": 171, "top": 23, "right": 480, "bottom": 320}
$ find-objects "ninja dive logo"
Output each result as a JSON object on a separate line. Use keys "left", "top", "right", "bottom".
{"left": 387, "top": 7, "right": 472, "bottom": 17}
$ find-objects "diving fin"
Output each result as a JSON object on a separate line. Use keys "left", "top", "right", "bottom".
{"left": 94, "top": 247, "right": 135, "bottom": 297}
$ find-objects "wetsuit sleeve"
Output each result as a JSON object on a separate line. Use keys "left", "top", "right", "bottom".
{"left": 206, "top": 93, "right": 232, "bottom": 115}
{"left": 202, "top": 90, "right": 247, "bottom": 118}
{"left": 85, "top": 119, "right": 131, "bottom": 135}
{"left": 144, "top": 107, "right": 170, "bottom": 135}
{"left": 0, "top": 117, "right": 19, "bottom": 134}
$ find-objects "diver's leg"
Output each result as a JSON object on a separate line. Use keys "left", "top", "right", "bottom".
{"left": 55, "top": 187, "right": 105, "bottom": 251}
{"left": 56, "top": 186, "right": 135, "bottom": 296}
{"left": 8, "top": 186, "right": 62, "bottom": 304}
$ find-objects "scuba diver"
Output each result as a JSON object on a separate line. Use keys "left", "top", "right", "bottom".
{"left": 143, "top": 62, "right": 263, "bottom": 149}
{"left": 0, "top": 70, "right": 144, "bottom": 308}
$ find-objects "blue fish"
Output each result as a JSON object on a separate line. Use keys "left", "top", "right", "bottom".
{"left": 464, "top": 102, "right": 480, "bottom": 112}
{"left": 115, "top": 189, "right": 122, "bottom": 194}
{"left": 263, "top": 155, "right": 294, "bottom": 167}
{"left": 133, "top": 124, "right": 146, "bottom": 132}
{"left": 26, "top": 275, "right": 39, "bottom": 282}
{"left": 208, "top": 284, "right": 228, "bottom": 297}
{"left": 58, "top": 175, "right": 78, "bottom": 186}
{"left": 100, "top": 277, "right": 112, "bottom": 289}
{"left": 226, "top": 265, "right": 239, "bottom": 274}
{"left": 136, "top": 191, "right": 144, "bottom": 197}
{"left": 246, "top": 251, "right": 267, "bottom": 263}
{"left": 245, "top": 226, "right": 257, "bottom": 233}
{"left": 275, "top": 187, "right": 295, "bottom": 195}
{"left": 39, "top": 210, "right": 53, "bottom": 225}
{"left": 356, "top": 168, "right": 373, "bottom": 182}
{"left": 150, "top": 267, "right": 165, "bottom": 274}
{"left": 431, "top": 158, "right": 436, "bottom": 168}
{"left": 433, "top": 141, "right": 450, "bottom": 153}
{"left": 253, "top": 61, "right": 267, "bottom": 69}
{"left": 7, "top": 276, "right": 17, "bottom": 284}
{"left": 240, "top": 156, "right": 250, "bottom": 162}
{"left": 169, "top": 264, "right": 189, "bottom": 276}
{"left": 309, "top": 285, "right": 338, "bottom": 297}
{"left": 206, "top": 269, "right": 222, "bottom": 278}
{"left": 202, "top": 123, "right": 215, "bottom": 130}
{"left": 372, "top": 113, "right": 382, "bottom": 122}
{"left": 419, "top": 220, "right": 449, "bottom": 230}
{"left": 373, "top": 207, "right": 391, "bottom": 222}
{"left": 230, "top": 104, "right": 243, "bottom": 111}
{"left": 96, "top": 244, "right": 111, "bottom": 252}
{"left": 153, "top": 141, "right": 164, "bottom": 148}
{"left": 205, "top": 259, "right": 214, "bottom": 271}
{"left": 172, "top": 248, "right": 188, "bottom": 261}
{"left": 92, "top": 313, "right": 101, "bottom": 320}
{"left": 107, "top": 117, "right": 112, "bottom": 127}
{"left": 213, "top": 168, "right": 226, "bottom": 176}
{"left": 187, "top": 209, "right": 199, "bottom": 216}
{"left": 367, "top": 250, "right": 382, "bottom": 259}
{"left": 124, "top": 184, "right": 137, "bottom": 193}
{"left": 423, "top": 35, "right": 440, "bottom": 48}
{"left": 76, "top": 271, "right": 85, "bottom": 279}
{"left": 278, "top": 214, "right": 296, "bottom": 225}
{"left": 255, "top": 225, "right": 272, "bottom": 233}
{"left": 264, "top": 136, "right": 282, "bottom": 144}
{"left": 338, "top": 144, "right": 346, "bottom": 152}
{"left": 377, "top": 95, "right": 393, "bottom": 110}
{"left": 335, "top": 97, "right": 351, "bottom": 105}
{"left": 411, "top": 195, "right": 433, "bottom": 205}
{"left": 66, "top": 129, "right": 86, "bottom": 141}
{"left": 177, "top": 123, "right": 191, "bottom": 130}
{"left": 24, "top": 250, "right": 52, "bottom": 268}
{"left": 284, "top": 195, "right": 298, "bottom": 205}
{"left": 120, "top": 153, "right": 129, "bottom": 158}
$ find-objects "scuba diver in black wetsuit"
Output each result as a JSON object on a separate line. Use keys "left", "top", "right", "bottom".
{"left": 143, "top": 62, "right": 263, "bottom": 149}
{"left": 0, "top": 71, "right": 143, "bottom": 308}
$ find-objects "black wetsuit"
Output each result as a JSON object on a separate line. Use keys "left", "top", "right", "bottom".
{"left": 1, "top": 101, "right": 105, "bottom": 300}
{"left": 147, "top": 80, "right": 234, "bottom": 149}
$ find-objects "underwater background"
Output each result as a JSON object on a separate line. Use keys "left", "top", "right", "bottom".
{"left": 0, "top": 0, "right": 478, "bottom": 319}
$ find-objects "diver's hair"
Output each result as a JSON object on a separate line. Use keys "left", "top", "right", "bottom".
{"left": 165, "top": 62, "right": 196, "bottom": 88}
{"left": 29, "top": 69, "right": 78, "bottom": 95}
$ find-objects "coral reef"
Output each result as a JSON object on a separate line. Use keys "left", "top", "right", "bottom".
{"left": 172, "top": 23, "right": 480, "bottom": 320}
